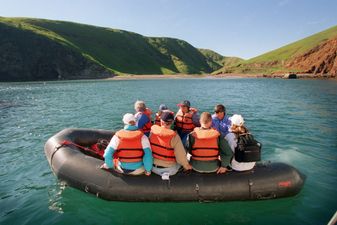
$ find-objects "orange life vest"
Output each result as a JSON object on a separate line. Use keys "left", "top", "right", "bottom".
{"left": 115, "top": 129, "right": 144, "bottom": 163}
{"left": 138, "top": 108, "right": 152, "bottom": 133}
{"left": 191, "top": 128, "right": 220, "bottom": 161}
{"left": 154, "top": 113, "right": 161, "bottom": 126}
{"left": 175, "top": 107, "right": 197, "bottom": 133}
{"left": 150, "top": 125, "right": 176, "bottom": 162}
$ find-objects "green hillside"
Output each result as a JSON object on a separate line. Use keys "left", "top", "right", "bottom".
{"left": 217, "top": 25, "right": 337, "bottom": 74}
{"left": 0, "top": 17, "right": 219, "bottom": 81}
{"left": 198, "top": 48, "right": 243, "bottom": 71}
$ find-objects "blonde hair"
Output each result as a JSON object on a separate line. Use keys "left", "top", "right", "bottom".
{"left": 134, "top": 100, "right": 146, "bottom": 112}
{"left": 200, "top": 112, "right": 212, "bottom": 124}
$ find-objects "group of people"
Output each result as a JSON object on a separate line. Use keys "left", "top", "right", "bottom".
{"left": 101, "top": 100, "right": 256, "bottom": 177}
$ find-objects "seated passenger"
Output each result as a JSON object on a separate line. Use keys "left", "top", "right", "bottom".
{"left": 134, "top": 100, "right": 152, "bottom": 137}
{"left": 225, "top": 114, "right": 256, "bottom": 171}
{"left": 185, "top": 112, "right": 232, "bottom": 174}
{"left": 150, "top": 111, "right": 192, "bottom": 176}
{"left": 101, "top": 113, "right": 153, "bottom": 175}
{"left": 211, "top": 104, "right": 231, "bottom": 137}
{"left": 174, "top": 100, "right": 200, "bottom": 144}
{"left": 154, "top": 104, "right": 169, "bottom": 126}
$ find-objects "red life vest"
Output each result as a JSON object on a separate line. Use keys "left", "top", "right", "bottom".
{"left": 175, "top": 107, "right": 198, "bottom": 133}
{"left": 191, "top": 128, "right": 220, "bottom": 161}
{"left": 149, "top": 125, "right": 176, "bottom": 162}
{"left": 115, "top": 129, "right": 144, "bottom": 163}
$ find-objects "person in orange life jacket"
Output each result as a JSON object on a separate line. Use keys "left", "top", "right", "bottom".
{"left": 185, "top": 112, "right": 233, "bottom": 174}
{"left": 101, "top": 113, "right": 153, "bottom": 176}
{"left": 154, "top": 104, "right": 169, "bottom": 126}
{"left": 225, "top": 114, "right": 256, "bottom": 171}
{"left": 150, "top": 111, "right": 192, "bottom": 176}
{"left": 134, "top": 100, "right": 152, "bottom": 137}
{"left": 174, "top": 100, "right": 200, "bottom": 145}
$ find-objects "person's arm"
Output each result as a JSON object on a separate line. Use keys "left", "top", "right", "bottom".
{"left": 192, "top": 112, "right": 201, "bottom": 127}
{"left": 102, "top": 135, "right": 119, "bottom": 168}
{"left": 136, "top": 114, "right": 149, "bottom": 130}
{"left": 141, "top": 135, "right": 153, "bottom": 175}
{"left": 218, "top": 137, "right": 233, "bottom": 168}
{"left": 172, "top": 135, "right": 191, "bottom": 170}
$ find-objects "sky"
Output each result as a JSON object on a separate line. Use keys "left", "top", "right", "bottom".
{"left": 1, "top": 0, "right": 336, "bottom": 59}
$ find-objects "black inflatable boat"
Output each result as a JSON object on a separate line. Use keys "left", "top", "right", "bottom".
{"left": 44, "top": 128, "right": 306, "bottom": 202}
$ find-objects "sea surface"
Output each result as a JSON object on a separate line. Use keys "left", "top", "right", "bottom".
{"left": 0, "top": 78, "right": 336, "bottom": 225}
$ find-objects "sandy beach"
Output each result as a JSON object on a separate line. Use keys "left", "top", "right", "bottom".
{"left": 108, "top": 73, "right": 335, "bottom": 80}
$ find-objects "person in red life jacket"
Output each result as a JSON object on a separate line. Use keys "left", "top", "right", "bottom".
{"left": 185, "top": 112, "right": 233, "bottom": 174}
{"left": 154, "top": 104, "right": 169, "bottom": 126}
{"left": 174, "top": 100, "right": 200, "bottom": 144}
{"left": 150, "top": 111, "right": 192, "bottom": 176}
{"left": 101, "top": 113, "right": 153, "bottom": 175}
{"left": 134, "top": 100, "right": 152, "bottom": 137}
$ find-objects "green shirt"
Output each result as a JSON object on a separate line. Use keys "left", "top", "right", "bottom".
{"left": 185, "top": 129, "right": 233, "bottom": 173}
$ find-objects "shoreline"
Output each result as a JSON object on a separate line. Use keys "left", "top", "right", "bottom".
{"left": 108, "top": 73, "right": 336, "bottom": 80}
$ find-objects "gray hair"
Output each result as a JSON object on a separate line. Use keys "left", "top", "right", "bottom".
{"left": 134, "top": 100, "right": 146, "bottom": 112}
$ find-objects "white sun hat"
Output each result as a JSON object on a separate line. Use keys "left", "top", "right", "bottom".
{"left": 122, "top": 113, "right": 136, "bottom": 125}
{"left": 230, "top": 114, "right": 245, "bottom": 126}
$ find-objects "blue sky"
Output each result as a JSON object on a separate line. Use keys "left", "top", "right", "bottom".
{"left": 1, "top": 0, "right": 336, "bottom": 59}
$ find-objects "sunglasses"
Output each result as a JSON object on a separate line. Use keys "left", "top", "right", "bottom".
{"left": 214, "top": 111, "right": 224, "bottom": 114}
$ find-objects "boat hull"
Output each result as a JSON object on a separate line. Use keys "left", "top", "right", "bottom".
{"left": 45, "top": 128, "right": 306, "bottom": 202}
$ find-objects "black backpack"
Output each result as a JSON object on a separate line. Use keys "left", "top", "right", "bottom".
{"left": 234, "top": 133, "right": 262, "bottom": 162}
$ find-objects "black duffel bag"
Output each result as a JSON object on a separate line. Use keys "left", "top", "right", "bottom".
{"left": 234, "top": 133, "right": 262, "bottom": 162}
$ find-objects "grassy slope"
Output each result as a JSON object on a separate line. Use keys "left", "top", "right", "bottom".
{"left": 215, "top": 25, "right": 337, "bottom": 74}
{"left": 0, "top": 17, "right": 214, "bottom": 75}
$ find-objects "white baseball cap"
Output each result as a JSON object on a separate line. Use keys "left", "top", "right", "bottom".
{"left": 230, "top": 114, "right": 244, "bottom": 126}
{"left": 122, "top": 113, "right": 136, "bottom": 125}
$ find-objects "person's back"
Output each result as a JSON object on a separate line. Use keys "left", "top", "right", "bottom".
{"left": 134, "top": 100, "right": 152, "bottom": 137}
{"left": 150, "top": 111, "right": 192, "bottom": 176}
{"left": 101, "top": 113, "right": 153, "bottom": 175}
{"left": 225, "top": 114, "right": 256, "bottom": 171}
{"left": 185, "top": 112, "right": 232, "bottom": 174}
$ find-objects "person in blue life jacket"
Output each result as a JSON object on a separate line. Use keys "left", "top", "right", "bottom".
{"left": 134, "top": 100, "right": 153, "bottom": 137}
{"left": 100, "top": 113, "right": 153, "bottom": 175}
{"left": 211, "top": 104, "right": 231, "bottom": 137}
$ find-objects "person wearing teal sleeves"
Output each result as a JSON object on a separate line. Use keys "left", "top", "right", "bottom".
{"left": 101, "top": 113, "right": 153, "bottom": 175}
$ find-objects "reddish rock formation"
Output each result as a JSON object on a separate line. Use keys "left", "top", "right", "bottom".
{"left": 286, "top": 37, "right": 337, "bottom": 76}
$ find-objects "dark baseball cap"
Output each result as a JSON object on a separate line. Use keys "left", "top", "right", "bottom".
{"left": 177, "top": 100, "right": 190, "bottom": 107}
{"left": 160, "top": 111, "right": 174, "bottom": 122}
{"left": 158, "top": 104, "right": 168, "bottom": 111}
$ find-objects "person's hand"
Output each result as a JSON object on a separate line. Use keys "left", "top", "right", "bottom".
{"left": 145, "top": 171, "right": 151, "bottom": 176}
{"left": 184, "top": 164, "right": 192, "bottom": 171}
{"left": 216, "top": 167, "right": 228, "bottom": 174}
{"left": 100, "top": 163, "right": 110, "bottom": 169}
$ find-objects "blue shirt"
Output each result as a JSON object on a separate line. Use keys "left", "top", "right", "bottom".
{"left": 211, "top": 114, "right": 231, "bottom": 137}
{"left": 135, "top": 112, "right": 150, "bottom": 136}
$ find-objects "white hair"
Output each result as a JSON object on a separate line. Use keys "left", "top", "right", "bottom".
{"left": 134, "top": 100, "right": 146, "bottom": 112}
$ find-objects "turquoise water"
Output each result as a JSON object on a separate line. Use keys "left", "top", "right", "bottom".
{"left": 0, "top": 78, "right": 336, "bottom": 225}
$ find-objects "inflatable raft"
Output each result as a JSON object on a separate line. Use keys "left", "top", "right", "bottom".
{"left": 44, "top": 128, "right": 306, "bottom": 202}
